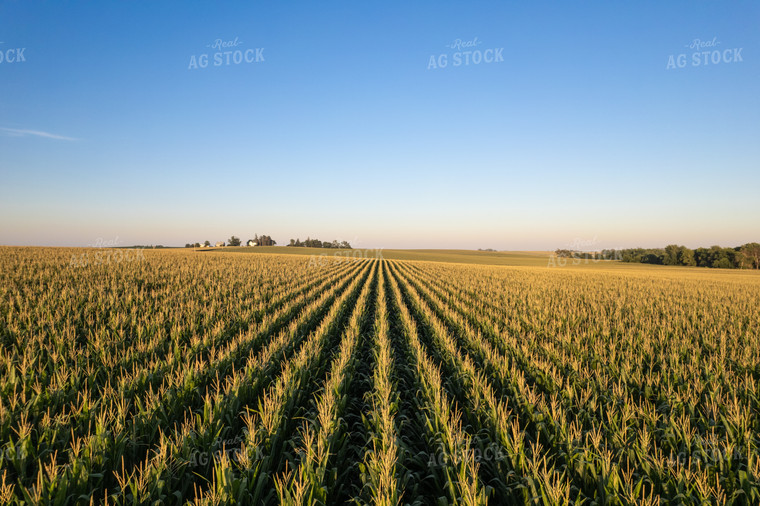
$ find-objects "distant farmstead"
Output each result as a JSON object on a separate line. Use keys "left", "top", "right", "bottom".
{"left": 215, "top": 241, "right": 225, "bottom": 247}
{"left": 247, "top": 240, "right": 258, "bottom": 247}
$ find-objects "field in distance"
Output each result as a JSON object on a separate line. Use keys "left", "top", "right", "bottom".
{"left": 215, "top": 246, "right": 564, "bottom": 267}
{"left": 210, "top": 246, "right": 760, "bottom": 277}
{"left": 1, "top": 246, "right": 759, "bottom": 504}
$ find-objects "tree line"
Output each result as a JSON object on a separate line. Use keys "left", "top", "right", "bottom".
{"left": 287, "top": 237, "right": 352, "bottom": 249}
{"left": 555, "top": 243, "right": 760, "bottom": 269}
{"left": 184, "top": 233, "right": 276, "bottom": 248}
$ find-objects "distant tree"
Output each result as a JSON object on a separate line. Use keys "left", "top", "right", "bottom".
{"left": 739, "top": 243, "right": 760, "bottom": 269}
{"left": 204, "top": 240, "right": 211, "bottom": 247}
{"left": 642, "top": 252, "right": 664, "bottom": 265}
{"left": 677, "top": 246, "right": 696, "bottom": 266}
{"left": 185, "top": 243, "right": 192, "bottom": 248}
{"left": 707, "top": 245, "right": 723, "bottom": 267}
{"left": 663, "top": 245, "right": 680, "bottom": 266}
{"left": 194, "top": 242, "right": 201, "bottom": 248}
{"left": 707, "top": 245, "right": 737, "bottom": 268}
{"left": 247, "top": 234, "right": 275, "bottom": 246}
{"left": 228, "top": 236, "right": 241, "bottom": 247}
{"left": 621, "top": 249, "right": 643, "bottom": 263}
{"left": 302, "top": 237, "right": 322, "bottom": 248}
{"left": 694, "top": 247, "right": 710, "bottom": 267}
{"left": 614, "top": 244, "right": 755, "bottom": 269}
{"left": 286, "top": 237, "right": 349, "bottom": 248}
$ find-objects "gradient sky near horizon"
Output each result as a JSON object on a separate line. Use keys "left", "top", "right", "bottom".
{"left": 1, "top": 1, "right": 758, "bottom": 250}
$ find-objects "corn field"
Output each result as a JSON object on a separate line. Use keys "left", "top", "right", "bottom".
{"left": 1, "top": 247, "right": 760, "bottom": 505}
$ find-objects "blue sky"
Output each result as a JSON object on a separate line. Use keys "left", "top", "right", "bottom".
{"left": 1, "top": 0, "right": 758, "bottom": 250}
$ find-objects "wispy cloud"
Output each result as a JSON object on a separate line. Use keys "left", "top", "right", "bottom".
{"left": 1, "top": 128, "right": 79, "bottom": 141}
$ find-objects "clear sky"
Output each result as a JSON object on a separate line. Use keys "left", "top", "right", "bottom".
{"left": 1, "top": 1, "right": 758, "bottom": 250}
